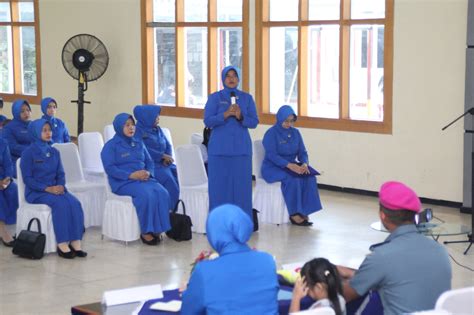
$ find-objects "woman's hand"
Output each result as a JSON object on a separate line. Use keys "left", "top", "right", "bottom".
{"left": 287, "top": 163, "right": 304, "bottom": 175}
{"left": 162, "top": 154, "right": 174, "bottom": 166}
{"left": 45, "top": 185, "right": 65, "bottom": 195}
{"left": 224, "top": 106, "right": 236, "bottom": 119}
{"left": 129, "top": 170, "right": 150, "bottom": 181}
{"left": 300, "top": 163, "right": 310, "bottom": 174}
{"left": 233, "top": 105, "right": 242, "bottom": 120}
{"left": 0, "top": 177, "right": 10, "bottom": 190}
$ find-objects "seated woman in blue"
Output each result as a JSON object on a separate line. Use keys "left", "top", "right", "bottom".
{"left": 0, "top": 138, "right": 18, "bottom": 247}
{"left": 40, "top": 97, "right": 71, "bottom": 144}
{"left": 101, "top": 113, "right": 171, "bottom": 245}
{"left": 181, "top": 204, "right": 279, "bottom": 315}
{"left": 21, "top": 119, "right": 86, "bottom": 259}
{"left": 3, "top": 99, "right": 32, "bottom": 178}
{"left": 261, "top": 105, "right": 322, "bottom": 226}
{"left": 133, "top": 105, "right": 179, "bottom": 209}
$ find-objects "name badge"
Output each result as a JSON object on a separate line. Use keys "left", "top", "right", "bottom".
{"left": 121, "top": 152, "right": 130, "bottom": 158}
{"left": 34, "top": 159, "right": 44, "bottom": 163}
{"left": 279, "top": 140, "right": 287, "bottom": 144}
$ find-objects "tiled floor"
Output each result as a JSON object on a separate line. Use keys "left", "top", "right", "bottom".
{"left": 0, "top": 190, "right": 472, "bottom": 314}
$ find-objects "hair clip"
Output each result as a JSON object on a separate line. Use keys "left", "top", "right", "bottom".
{"left": 324, "top": 270, "right": 330, "bottom": 277}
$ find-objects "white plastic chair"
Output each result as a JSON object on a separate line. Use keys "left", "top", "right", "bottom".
{"left": 78, "top": 132, "right": 106, "bottom": 183}
{"left": 291, "top": 307, "right": 335, "bottom": 315}
{"left": 435, "top": 286, "right": 474, "bottom": 314}
{"left": 252, "top": 140, "right": 289, "bottom": 225}
{"left": 53, "top": 143, "right": 106, "bottom": 228}
{"left": 161, "top": 127, "right": 175, "bottom": 159}
{"left": 175, "top": 144, "right": 208, "bottom": 234}
{"left": 102, "top": 178, "right": 141, "bottom": 243}
{"left": 15, "top": 159, "right": 57, "bottom": 254}
{"left": 190, "top": 132, "right": 208, "bottom": 163}
{"left": 103, "top": 124, "right": 115, "bottom": 143}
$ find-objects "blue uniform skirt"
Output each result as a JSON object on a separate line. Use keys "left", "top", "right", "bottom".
{"left": 0, "top": 182, "right": 18, "bottom": 224}
{"left": 116, "top": 180, "right": 171, "bottom": 234}
{"left": 154, "top": 164, "right": 180, "bottom": 210}
{"left": 29, "top": 192, "right": 84, "bottom": 243}
{"left": 208, "top": 155, "right": 252, "bottom": 217}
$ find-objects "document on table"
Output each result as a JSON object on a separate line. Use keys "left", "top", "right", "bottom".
{"left": 102, "top": 284, "right": 164, "bottom": 306}
{"left": 149, "top": 300, "right": 182, "bottom": 312}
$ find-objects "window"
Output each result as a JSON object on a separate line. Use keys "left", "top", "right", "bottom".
{"left": 256, "top": 0, "right": 393, "bottom": 133}
{"left": 142, "top": 0, "right": 249, "bottom": 116}
{"left": 0, "top": 0, "right": 41, "bottom": 103}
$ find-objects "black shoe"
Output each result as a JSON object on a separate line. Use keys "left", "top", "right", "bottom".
{"left": 152, "top": 233, "right": 163, "bottom": 243}
{"left": 57, "top": 246, "right": 75, "bottom": 259}
{"left": 289, "top": 216, "right": 311, "bottom": 226}
{"left": 141, "top": 234, "right": 158, "bottom": 246}
{"left": 2, "top": 239, "right": 15, "bottom": 247}
{"left": 69, "top": 245, "right": 88, "bottom": 258}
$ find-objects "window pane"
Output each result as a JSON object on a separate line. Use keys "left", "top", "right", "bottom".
{"left": 153, "top": 0, "right": 175, "bottom": 22}
{"left": 351, "top": 0, "right": 385, "bottom": 19}
{"left": 308, "top": 25, "right": 339, "bottom": 119}
{"left": 309, "top": 0, "right": 340, "bottom": 20}
{"left": 154, "top": 28, "right": 176, "bottom": 106}
{"left": 217, "top": 27, "right": 242, "bottom": 90}
{"left": 349, "top": 25, "right": 384, "bottom": 122}
{"left": 0, "top": 3, "right": 11, "bottom": 22}
{"left": 0, "top": 26, "right": 13, "bottom": 93}
{"left": 270, "top": 0, "right": 298, "bottom": 21}
{"left": 269, "top": 27, "right": 298, "bottom": 114}
{"left": 185, "top": 27, "right": 207, "bottom": 109}
{"left": 19, "top": 1, "right": 34, "bottom": 22}
{"left": 217, "top": 0, "right": 242, "bottom": 22}
{"left": 185, "top": 0, "right": 207, "bottom": 22}
{"left": 20, "top": 27, "right": 36, "bottom": 95}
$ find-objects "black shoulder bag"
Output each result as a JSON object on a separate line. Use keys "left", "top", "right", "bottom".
{"left": 166, "top": 200, "right": 193, "bottom": 241}
{"left": 12, "top": 218, "right": 46, "bottom": 259}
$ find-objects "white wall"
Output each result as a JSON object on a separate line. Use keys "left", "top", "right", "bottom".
{"left": 3, "top": 0, "right": 467, "bottom": 202}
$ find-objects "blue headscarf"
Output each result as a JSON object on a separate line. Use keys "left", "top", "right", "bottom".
{"left": 11, "top": 99, "right": 31, "bottom": 124}
{"left": 112, "top": 113, "right": 136, "bottom": 143}
{"left": 28, "top": 119, "right": 52, "bottom": 156}
{"left": 221, "top": 65, "right": 241, "bottom": 99}
{"left": 0, "top": 115, "right": 7, "bottom": 123}
{"left": 133, "top": 105, "right": 161, "bottom": 133}
{"left": 275, "top": 105, "right": 297, "bottom": 136}
{"left": 206, "top": 204, "right": 253, "bottom": 255}
{"left": 40, "top": 97, "right": 58, "bottom": 125}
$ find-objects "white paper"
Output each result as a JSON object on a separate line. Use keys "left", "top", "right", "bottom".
{"left": 102, "top": 284, "right": 163, "bottom": 307}
{"left": 149, "top": 300, "right": 182, "bottom": 312}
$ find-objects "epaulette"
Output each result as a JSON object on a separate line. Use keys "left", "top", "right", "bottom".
{"left": 369, "top": 240, "right": 391, "bottom": 251}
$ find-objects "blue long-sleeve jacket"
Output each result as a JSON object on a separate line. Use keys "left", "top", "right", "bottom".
{"left": 0, "top": 139, "right": 13, "bottom": 180}
{"left": 3, "top": 100, "right": 31, "bottom": 164}
{"left": 181, "top": 204, "right": 279, "bottom": 315}
{"left": 204, "top": 66, "right": 259, "bottom": 156}
{"left": 20, "top": 119, "right": 66, "bottom": 200}
{"left": 101, "top": 113, "right": 155, "bottom": 193}
{"left": 41, "top": 97, "right": 71, "bottom": 144}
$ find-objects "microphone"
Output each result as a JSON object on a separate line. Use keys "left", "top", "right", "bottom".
{"left": 230, "top": 92, "right": 236, "bottom": 105}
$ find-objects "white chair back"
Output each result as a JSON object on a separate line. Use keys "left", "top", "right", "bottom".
{"left": 16, "top": 159, "right": 27, "bottom": 207}
{"left": 253, "top": 140, "right": 265, "bottom": 179}
{"left": 190, "top": 132, "right": 208, "bottom": 163}
{"left": 52, "top": 143, "right": 85, "bottom": 183}
{"left": 175, "top": 144, "right": 207, "bottom": 187}
{"left": 161, "top": 127, "right": 175, "bottom": 159}
{"left": 78, "top": 132, "right": 105, "bottom": 173}
{"left": 103, "top": 124, "right": 115, "bottom": 142}
{"left": 291, "top": 307, "right": 335, "bottom": 315}
{"left": 435, "top": 286, "right": 474, "bottom": 314}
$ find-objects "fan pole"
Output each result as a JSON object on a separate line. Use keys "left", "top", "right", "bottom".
{"left": 72, "top": 72, "right": 90, "bottom": 135}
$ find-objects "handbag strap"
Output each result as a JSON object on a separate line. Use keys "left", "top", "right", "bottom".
{"left": 27, "top": 218, "right": 42, "bottom": 234}
{"left": 173, "top": 199, "right": 186, "bottom": 215}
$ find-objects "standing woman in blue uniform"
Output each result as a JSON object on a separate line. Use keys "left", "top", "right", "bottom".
{"left": 101, "top": 113, "right": 171, "bottom": 245}
{"left": 181, "top": 204, "right": 279, "bottom": 314}
{"left": 21, "top": 119, "right": 86, "bottom": 259}
{"left": 133, "top": 105, "right": 179, "bottom": 209}
{"left": 0, "top": 138, "right": 18, "bottom": 247}
{"left": 3, "top": 99, "right": 32, "bottom": 178}
{"left": 204, "top": 66, "right": 258, "bottom": 217}
{"left": 40, "top": 97, "right": 71, "bottom": 144}
{"left": 261, "top": 105, "right": 322, "bottom": 226}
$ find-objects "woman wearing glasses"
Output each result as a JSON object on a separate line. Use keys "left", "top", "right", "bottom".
{"left": 40, "top": 97, "right": 71, "bottom": 144}
{"left": 261, "top": 105, "right": 322, "bottom": 226}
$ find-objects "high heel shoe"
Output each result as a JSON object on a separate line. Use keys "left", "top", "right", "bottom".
{"left": 57, "top": 246, "right": 76, "bottom": 259}
{"left": 140, "top": 234, "right": 158, "bottom": 246}
{"left": 69, "top": 245, "right": 88, "bottom": 258}
{"left": 2, "top": 236, "right": 16, "bottom": 247}
{"left": 289, "top": 216, "right": 311, "bottom": 227}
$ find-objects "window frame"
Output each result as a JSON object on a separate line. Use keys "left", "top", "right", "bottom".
{"left": 0, "top": 0, "right": 42, "bottom": 104}
{"left": 256, "top": 0, "right": 393, "bottom": 134}
{"left": 141, "top": 0, "right": 250, "bottom": 118}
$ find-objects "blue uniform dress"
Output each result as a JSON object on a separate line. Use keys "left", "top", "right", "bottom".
{"left": 40, "top": 97, "right": 71, "bottom": 144}
{"left": 101, "top": 113, "right": 171, "bottom": 234}
{"left": 0, "top": 115, "right": 7, "bottom": 138}
{"left": 20, "top": 119, "right": 84, "bottom": 244}
{"left": 261, "top": 105, "right": 322, "bottom": 217}
{"left": 350, "top": 224, "right": 452, "bottom": 315}
{"left": 181, "top": 204, "right": 279, "bottom": 315}
{"left": 204, "top": 66, "right": 259, "bottom": 217}
{"left": 3, "top": 99, "right": 32, "bottom": 178}
{"left": 0, "top": 139, "right": 18, "bottom": 225}
{"left": 133, "top": 105, "right": 180, "bottom": 209}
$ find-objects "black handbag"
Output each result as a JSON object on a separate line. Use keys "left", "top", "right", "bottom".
{"left": 252, "top": 208, "right": 259, "bottom": 232}
{"left": 166, "top": 200, "right": 193, "bottom": 241}
{"left": 12, "top": 218, "right": 46, "bottom": 259}
{"left": 202, "top": 127, "right": 212, "bottom": 148}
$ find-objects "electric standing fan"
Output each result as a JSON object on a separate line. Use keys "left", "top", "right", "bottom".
{"left": 61, "top": 34, "right": 109, "bottom": 135}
